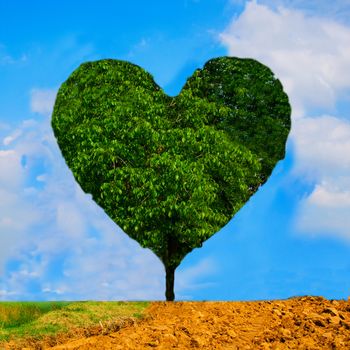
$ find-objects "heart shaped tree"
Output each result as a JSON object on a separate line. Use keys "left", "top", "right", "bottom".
{"left": 52, "top": 57, "right": 291, "bottom": 301}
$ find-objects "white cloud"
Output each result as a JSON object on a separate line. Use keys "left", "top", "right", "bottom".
{"left": 297, "top": 191, "right": 350, "bottom": 241}
{"left": 56, "top": 201, "right": 86, "bottom": 239}
{"left": 258, "top": 0, "right": 350, "bottom": 23}
{"left": 220, "top": 1, "right": 350, "bottom": 117}
{"left": 0, "top": 188, "right": 41, "bottom": 275}
{"left": 0, "top": 150, "right": 23, "bottom": 188}
{"left": 3, "top": 129, "right": 22, "bottom": 146}
{"left": 0, "top": 123, "right": 44, "bottom": 274}
{"left": 291, "top": 115, "right": 350, "bottom": 181}
{"left": 292, "top": 116, "right": 350, "bottom": 239}
{"left": 308, "top": 183, "right": 350, "bottom": 208}
{"left": 42, "top": 287, "right": 65, "bottom": 295}
{"left": 0, "top": 290, "right": 18, "bottom": 297}
{"left": 36, "top": 174, "right": 47, "bottom": 182}
{"left": 30, "top": 89, "right": 57, "bottom": 116}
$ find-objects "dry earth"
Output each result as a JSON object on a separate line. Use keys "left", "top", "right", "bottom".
{"left": 4, "top": 296, "right": 350, "bottom": 349}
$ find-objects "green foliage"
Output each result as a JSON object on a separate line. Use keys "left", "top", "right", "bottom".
{"left": 52, "top": 57, "right": 291, "bottom": 271}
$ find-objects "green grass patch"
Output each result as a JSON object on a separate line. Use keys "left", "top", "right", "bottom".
{"left": 0, "top": 301, "right": 71, "bottom": 329}
{"left": 0, "top": 301, "right": 149, "bottom": 343}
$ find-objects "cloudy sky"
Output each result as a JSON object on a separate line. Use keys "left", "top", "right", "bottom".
{"left": 1, "top": 0, "right": 350, "bottom": 301}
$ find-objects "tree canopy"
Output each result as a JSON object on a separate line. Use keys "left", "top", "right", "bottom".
{"left": 52, "top": 57, "right": 291, "bottom": 300}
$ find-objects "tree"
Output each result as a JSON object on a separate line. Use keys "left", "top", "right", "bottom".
{"left": 51, "top": 57, "right": 291, "bottom": 301}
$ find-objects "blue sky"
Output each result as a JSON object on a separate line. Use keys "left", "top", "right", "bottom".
{"left": 1, "top": 0, "right": 350, "bottom": 301}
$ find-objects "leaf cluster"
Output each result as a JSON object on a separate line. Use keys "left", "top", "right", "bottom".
{"left": 52, "top": 57, "right": 291, "bottom": 268}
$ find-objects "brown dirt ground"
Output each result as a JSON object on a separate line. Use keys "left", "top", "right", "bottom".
{"left": 3, "top": 296, "right": 350, "bottom": 350}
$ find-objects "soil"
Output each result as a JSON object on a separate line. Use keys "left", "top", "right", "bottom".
{"left": 3, "top": 296, "right": 350, "bottom": 350}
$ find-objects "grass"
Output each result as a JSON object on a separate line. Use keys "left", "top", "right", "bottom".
{"left": 0, "top": 301, "right": 149, "bottom": 344}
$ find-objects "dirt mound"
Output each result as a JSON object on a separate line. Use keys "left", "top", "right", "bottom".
{"left": 5, "top": 296, "right": 350, "bottom": 349}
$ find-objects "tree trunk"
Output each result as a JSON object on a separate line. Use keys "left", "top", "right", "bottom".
{"left": 165, "top": 265, "right": 175, "bottom": 301}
